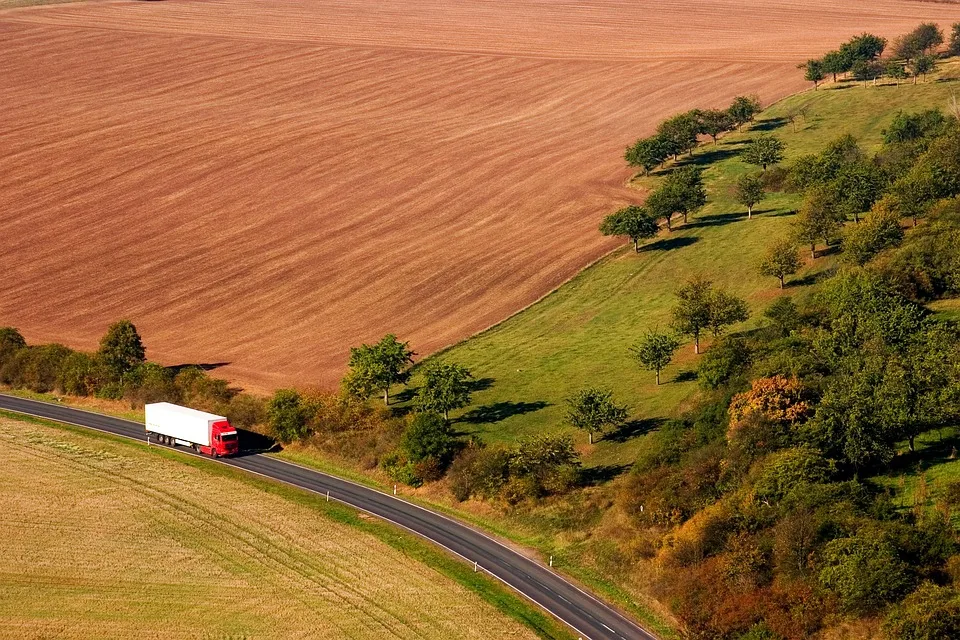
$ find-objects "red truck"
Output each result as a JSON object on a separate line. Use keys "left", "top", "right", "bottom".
{"left": 145, "top": 402, "right": 238, "bottom": 457}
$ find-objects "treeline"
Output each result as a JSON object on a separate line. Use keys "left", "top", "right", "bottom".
{"left": 0, "top": 321, "right": 266, "bottom": 429}
{"left": 803, "top": 23, "right": 959, "bottom": 89}
{"left": 624, "top": 95, "right": 762, "bottom": 174}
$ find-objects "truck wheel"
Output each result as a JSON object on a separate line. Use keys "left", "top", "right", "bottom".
{"left": 212, "top": 450, "right": 219, "bottom": 459}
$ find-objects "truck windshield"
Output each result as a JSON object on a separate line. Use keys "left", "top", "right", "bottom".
{"left": 220, "top": 433, "right": 238, "bottom": 442}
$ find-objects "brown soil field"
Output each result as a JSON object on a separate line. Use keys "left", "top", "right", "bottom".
{"left": 0, "top": 415, "right": 541, "bottom": 639}
{"left": 1, "top": 0, "right": 957, "bottom": 390}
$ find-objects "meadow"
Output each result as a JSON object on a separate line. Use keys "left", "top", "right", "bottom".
{"left": 0, "top": 412, "right": 569, "bottom": 639}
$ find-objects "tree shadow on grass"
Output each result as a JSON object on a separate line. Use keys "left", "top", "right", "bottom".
{"left": 580, "top": 463, "right": 632, "bottom": 487}
{"left": 751, "top": 117, "right": 789, "bottom": 133}
{"left": 642, "top": 236, "right": 699, "bottom": 252}
{"left": 674, "top": 370, "right": 697, "bottom": 383}
{"left": 458, "top": 400, "right": 549, "bottom": 425}
{"left": 685, "top": 211, "right": 746, "bottom": 229}
{"left": 790, "top": 267, "right": 837, "bottom": 288}
{"left": 883, "top": 429, "right": 960, "bottom": 476}
{"left": 606, "top": 417, "right": 665, "bottom": 443}
{"left": 468, "top": 377, "right": 495, "bottom": 393}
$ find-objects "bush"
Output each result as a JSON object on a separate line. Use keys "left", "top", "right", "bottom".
{"left": 225, "top": 393, "right": 267, "bottom": 430}
{"left": 761, "top": 165, "right": 789, "bottom": 192}
{"left": 5, "top": 344, "right": 73, "bottom": 392}
{"left": 0, "top": 327, "right": 26, "bottom": 370}
{"left": 97, "top": 320, "right": 145, "bottom": 378}
{"left": 267, "top": 388, "right": 309, "bottom": 444}
{"left": 753, "top": 446, "right": 833, "bottom": 503}
{"left": 174, "top": 367, "right": 233, "bottom": 412}
{"left": 57, "top": 351, "right": 104, "bottom": 396}
{"left": 400, "top": 411, "right": 457, "bottom": 465}
{"left": 698, "top": 337, "right": 751, "bottom": 389}
{"left": 380, "top": 451, "right": 422, "bottom": 487}
{"left": 883, "top": 582, "right": 960, "bottom": 640}
{"left": 818, "top": 534, "right": 913, "bottom": 613}
{"left": 124, "top": 362, "right": 177, "bottom": 408}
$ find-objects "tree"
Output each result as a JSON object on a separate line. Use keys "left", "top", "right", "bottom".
{"left": 707, "top": 289, "right": 749, "bottom": 337}
{"left": 657, "top": 112, "right": 700, "bottom": 158}
{"left": 803, "top": 59, "right": 826, "bottom": 90}
{"left": 950, "top": 23, "right": 960, "bottom": 57}
{"left": 97, "top": 320, "right": 145, "bottom": 379}
{"left": 268, "top": 388, "right": 309, "bottom": 444}
{"left": 625, "top": 136, "right": 669, "bottom": 174}
{"left": 742, "top": 136, "right": 785, "bottom": 171}
{"left": 696, "top": 109, "right": 733, "bottom": 144}
{"left": 565, "top": 388, "right": 627, "bottom": 444}
{"left": 735, "top": 172, "right": 765, "bottom": 219}
{"left": 886, "top": 61, "right": 908, "bottom": 87}
{"left": 631, "top": 330, "right": 680, "bottom": 385}
{"left": 794, "top": 187, "right": 844, "bottom": 258}
{"left": 842, "top": 33, "right": 887, "bottom": 62}
{"left": 599, "top": 205, "right": 659, "bottom": 252}
{"left": 758, "top": 238, "right": 802, "bottom": 288}
{"left": 831, "top": 160, "right": 887, "bottom": 223}
{"left": 343, "top": 334, "right": 414, "bottom": 405}
{"left": 895, "top": 23, "right": 944, "bottom": 61}
{"left": 841, "top": 202, "right": 904, "bottom": 265}
{"left": 910, "top": 55, "right": 936, "bottom": 83}
{"left": 510, "top": 433, "right": 581, "bottom": 495}
{"left": 646, "top": 166, "right": 707, "bottom": 229}
{"left": 851, "top": 59, "right": 882, "bottom": 86}
{"left": 401, "top": 411, "right": 457, "bottom": 464}
{"left": 728, "top": 95, "right": 762, "bottom": 132}
{"left": 822, "top": 49, "right": 850, "bottom": 82}
{"left": 414, "top": 362, "right": 473, "bottom": 420}
{"left": 0, "top": 327, "right": 26, "bottom": 370}
{"left": 672, "top": 276, "right": 713, "bottom": 354}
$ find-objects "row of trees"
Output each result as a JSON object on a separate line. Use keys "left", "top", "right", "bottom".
{"left": 803, "top": 23, "right": 953, "bottom": 89}
{"left": 624, "top": 96, "right": 762, "bottom": 174}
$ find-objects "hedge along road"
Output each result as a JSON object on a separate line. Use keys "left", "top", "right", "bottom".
{"left": 0, "top": 393, "right": 655, "bottom": 640}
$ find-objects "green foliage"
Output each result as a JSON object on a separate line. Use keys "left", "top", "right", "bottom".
{"left": 707, "top": 289, "right": 750, "bottom": 338}
{"left": 794, "top": 186, "right": 843, "bottom": 258}
{"left": 841, "top": 33, "right": 887, "bottom": 62}
{"left": 893, "top": 23, "right": 944, "bottom": 61}
{"left": 950, "top": 23, "right": 960, "bottom": 57}
{"left": 671, "top": 276, "right": 713, "bottom": 353}
{"left": 758, "top": 237, "right": 802, "bottom": 288}
{"left": 343, "top": 334, "right": 414, "bottom": 405}
{"left": 841, "top": 202, "right": 904, "bottom": 265}
{"left": 123, "top": 361, "right": 176, "bottom": 407}
{"left": 821, "top": 50, "right": 850, "bottom": 81}
{"left": 624, "top": 135, "right": 670, "bottom": 174}
{"left": 728, "top": 95, "right": 762, "bottom": 131}
{"left": 647, "top": 166, "right": 707, "bottom": 229}
{"left": 763, "top": 297, "right": 801, "bottom": 337}
{"left": 565, "top": 387, "right": 627, "bottom": 442}
{"left": 656, "top": 111, "right": 700, "bottom": 158}
{"left": 885, "top": 61, "right": 908, "bottom": 85}
{"left": 883, "top": 582, "right": 960, "bottom": 640}
{"left": 742, "top": 135, "right": 785, "bottom": 171}
{"left": 0, "top": 327, "right": 26, "bottom": 369}
{"left": 599, "top": 205, "right": 659, "bottom": 251}
{"left": 401, "top": 411, "right": 457, "bottom": 465}
{"left": 803, "top": 59, "right": 825, "bottom": 89}
{"left": 851, "top": 59, "right": 882, "bottom": 84}
{"left": 734, "top": 173, "right": 765, "bottom": 218}
{"left": 910, "top": 55, "right": 936, "bottom": 83}
{"left": 267, "top": 388, "right": 309, "bottom": 444}
{"left": 631, "top": 330, "right": 681, "bottom": 385}
{"left": 697, "top": 336, "right": 751, "bottom": 389}
{"left": 414, "top": 362, "right": 473, "bottom": 420}
{"left": 883, "top": 109, "right": 950, "bottom": 145}
{"left": 696, "top": 108, "right": 734, "bottom": 143}
{"left": 818, "top": 534, "right": 913, "bottom": 613}
{"left": 97, "top": 320, "right": 145, "bottom": 379}
{"left": 509, "top": 433, "right": 580, "bottom": 497}
{"left": 57, "top": 351, "right": 103, "bottom": 396}
{"left": 4, "top": 344, "right": 73, "bottom": 393}
{"left": 380, "top": 451, "right": 423, "bottom": 488}
{"left": 753, "top": 446, "right": 833, "bottom": 503}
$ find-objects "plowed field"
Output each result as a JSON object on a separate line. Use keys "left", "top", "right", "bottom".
{"left": 1, "top": 0, "right": 956, "bottom": 390}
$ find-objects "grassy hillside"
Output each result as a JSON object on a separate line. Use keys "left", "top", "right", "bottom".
{"left": 0, "top": 412, "right": 571, "bottom": 640}
{"left": 427, "top": 63, "right": 960, "bottom": 468}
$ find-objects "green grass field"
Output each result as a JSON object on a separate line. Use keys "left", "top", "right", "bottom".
{"left": 422, "top": 64, "right": 960, "bottom": 469}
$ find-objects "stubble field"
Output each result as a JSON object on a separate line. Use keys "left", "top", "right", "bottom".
{"left": 1, "top": 0, "right": 956, "bottom": 390}
{"left": 0, "top": 413, "right": 552, "bottom": 639}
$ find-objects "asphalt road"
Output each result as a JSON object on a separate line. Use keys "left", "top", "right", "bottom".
{"left": 0, "top": 393, "right": 656, "bottom": 640}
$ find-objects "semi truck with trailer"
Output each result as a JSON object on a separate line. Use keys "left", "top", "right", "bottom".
{"left": 145, "top": 402, "right": 239, "bottom": 457}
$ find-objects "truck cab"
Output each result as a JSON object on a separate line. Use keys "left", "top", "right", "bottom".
{"left": 210, "top": 420, "right": 239, "bottom": 457}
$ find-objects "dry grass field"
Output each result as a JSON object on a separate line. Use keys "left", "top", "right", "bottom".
{"left": 0, "top": 414, "right": 545, "bottom": 639}
{"left": 1, "top": 0, "right": 957, "bottom": 390}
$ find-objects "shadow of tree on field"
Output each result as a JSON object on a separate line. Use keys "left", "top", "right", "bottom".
{"left": 237, "top": 428, "right": 280, "bottom": 457}
{"left": 167, "top": 362, "right": 231, "bottom": 374}
{"left": 606, "top": 417, "right": 664, "bottom": 443}
{"left": 643, "top": 236, "right": 699, "bottom": 252}
{"left": 673, "top": 370, "right": 697, "bottom": 383}
{"left": 468, "top": 377, "right": 496, "bottom": 393}
{"left": 791, "top": 266, "right": 838, "bottom": 288}
{"left": 686, "top": 211, "right": 746, "bottom": 229}
{"left": 459, "top": 400, "right": 549, "bottom": 425}
{"left": 580, "top": 463, "right": 631, "bottom": 486}
{"left": 751, "top": 117, "right": 789, "bottom": 133}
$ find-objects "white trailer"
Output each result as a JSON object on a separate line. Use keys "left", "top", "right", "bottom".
{"left": 144, "top": 402, "right": 238, "bottom": 457}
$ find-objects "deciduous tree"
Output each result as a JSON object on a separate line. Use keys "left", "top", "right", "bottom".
{"left": 98, "top": 320, "right": 146, "bottom": 379}
{"left": 742, "top": 136, "right": 785, "bottom": 171}
{"left": 565, "top": 388, "right": 628, "bottom": 443}
{"left": 599, "top": 205, "right": 659, "bottom": 251}
{"left": 758, "top": 238, "right": 803, "bottom": 288}
{"left": 696, "top": 109, "right": 734, "bottom": 144}
{"left": 728, "top": 95, "right": 762, "bottom": 132}
{"left": 631, "top": 330, "right": 681, "bottom": 385}
{"left": 343, "top": 334, "right": 415, "bottom": 405}
{"left": 804, "top": 59, "right": 826, "bottom": 90}
{"left": 735, "top": 172, "right": 765, "bottom": 219}
{"left": 414, "top": 362, "right": 473, "bottom": 420}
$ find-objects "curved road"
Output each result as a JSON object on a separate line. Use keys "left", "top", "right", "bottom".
{"left": 0, "top": 394, "right": 655, "bottom": 640}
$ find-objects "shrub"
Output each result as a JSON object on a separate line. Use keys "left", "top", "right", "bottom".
{"left": 57, "top": 351, "right": 103, "bottom": 396}
{"left": 124, "top": 362, "right": 177, "bottom": 408}
{"left": 380, "top": 451, "right": 422, "bottom": 487}
{"left": 0, "top": 327, "right": 26, "bottom": 370}
{"left": 698, "top": 337, "right": 751, "bottom": 389}
{"left": 400, "top": 411, "right": 457, "bottom": 465}
{"left": 267, "top": 388, "right": 309, "bottom": 444}
{"left": 6, "top": 344, "right": 73, "bottom": 392}
{"left": 818, "top": 534, "right": 913, "bottom": 613}
{"left": 97, "top": 320, "right": 145, "bottom": 378}
{"left": 883, "top": 582, "right": 960, "bottom": 640}
{"left": 174, "top": 367, "right": 233, "bottom": 411}
{"left": 225, "top": 393, "right": 267, "bottom": 430}
{"left": 753, "top": 446, "right": 833, "bottom": 503}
